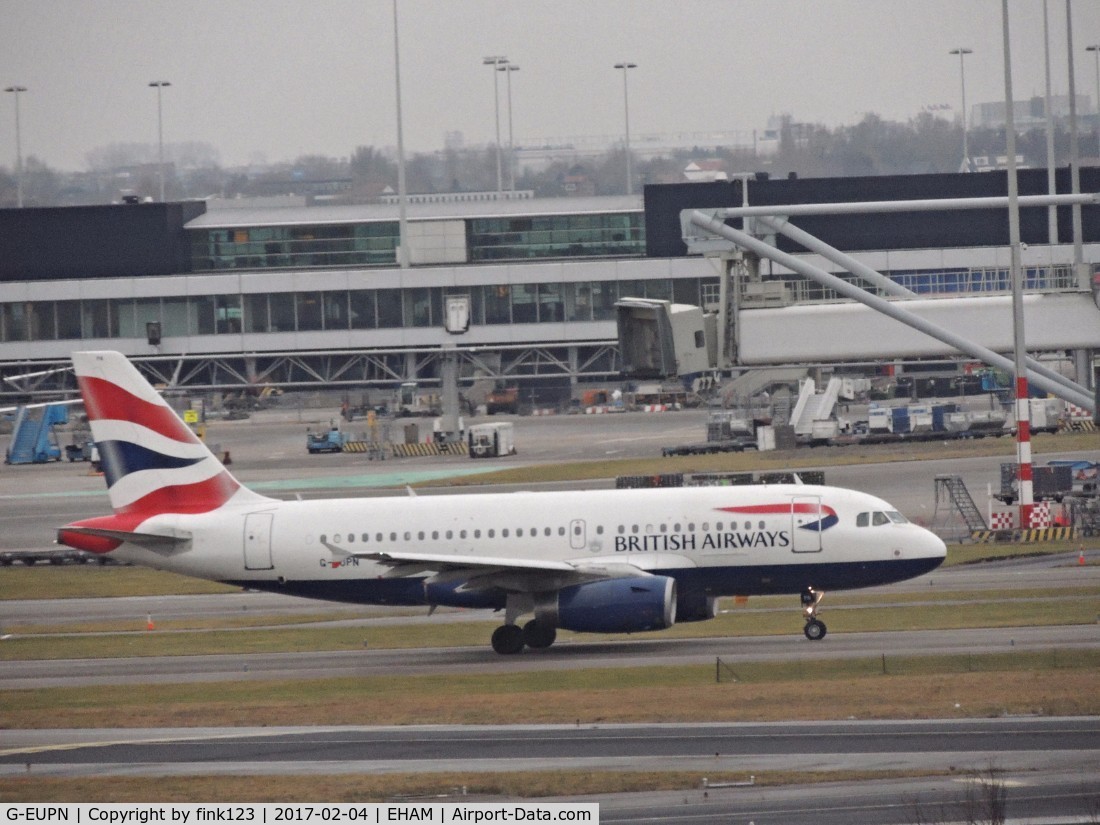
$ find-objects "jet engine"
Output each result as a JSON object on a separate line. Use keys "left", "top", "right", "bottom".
{"left": 542, "top": 575, "right": 676, "bottom": 633}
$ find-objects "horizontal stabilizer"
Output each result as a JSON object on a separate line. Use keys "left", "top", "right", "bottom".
{"left": 58, "top": 526, "right": 191, "bottom": 551}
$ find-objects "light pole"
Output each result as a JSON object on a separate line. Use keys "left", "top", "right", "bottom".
{"left": 614, "top": 62, "right": 636, "bottom": 195}
{"left": 392, "top": 0, "right": 409, "bottom": 268}
{"left": 4, "top": 85, "right": 26, "bottom": 207}
{"left": 148, "top": 81, "right": 170, "bottom": 201}
{"left": 949, "top": 48, "right": 972, "bottom": 171}
{"left": 483, "top": 56, "right": 507, "bottom": 193}
{"left": 1088, "top": 44, "right": 1100, "bottom": 157}
{"left": 498, "top": 63, "right": 519, "bottom": 191}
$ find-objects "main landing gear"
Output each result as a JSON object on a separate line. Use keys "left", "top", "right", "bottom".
{"left": 801, "top": 586, "right": 827, "bottom": 641}
{"left": 490, "top": 619, "right": 557, "bottom": 654}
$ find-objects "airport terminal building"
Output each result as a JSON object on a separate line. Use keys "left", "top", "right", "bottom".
{"left": 0, "top": 169, "right": 1097, "bottom": 397}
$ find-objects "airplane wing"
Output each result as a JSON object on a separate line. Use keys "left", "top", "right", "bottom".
{"left": 331, "top": 545, "right": 661, "bottom": 592}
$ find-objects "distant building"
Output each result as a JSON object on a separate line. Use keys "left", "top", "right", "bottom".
{"left": 971, "top": 94, "right": 1093, "bottom": 130}
{"left": 683, "top": 159, "right": 729, "bottom": 182}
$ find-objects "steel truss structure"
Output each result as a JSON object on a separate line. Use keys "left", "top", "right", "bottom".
{"left": 0, "top": 341, "right": 622, "bottom": 400}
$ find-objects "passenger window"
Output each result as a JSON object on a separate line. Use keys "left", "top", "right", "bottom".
{"left": 872, "top": 512, "right": 890, "bottom": 526}
{"left": 595, "top": 525, "right": 603, "bottom": 535}
{"left": 701, "top": 522, "right": 709, "bottom": 532}
{"left": 744, "top": 521, "right": 750, "bottom": 530}
{"left": 545, "top": 527, "right": 552, "bottom": 536}
{"left": 404, "top": 531, "right": 411, "bottom": 541}
{"left": 417, "top": 531, "right": 425, "bottom": 540}
{"left": 361, "top": 533, "right": 369, "bottom": 543}
{"left": 460, "top": 530, "right": 467, "bottom": 539}
{"left": 474, "top": 530, "right": 481, "bottom": 538}
{"left": 674, "top": 523, "right": 681, "bottom": 532}
{"left": 502, "top": 529, "right": 510, "bottom": 538}
{"left": 431, "top": 531, "right": 438, "bottom": 540}
{"left": 320, "top": 534, "right": 328, "bottom": 544}
{"left": 631, "top": 524, "right": 639, "bottom": 534}
{"left": 488, "top": 529, "right": 495, "bottom": 538}
{"left": 758, "top": 521, "right": 765, "bottom": 530}
{"left": 389, "top": 532, "right": 397, "bottom": 542}
{"left": 558, "top": 527, "right": 566, "bottom": 536}
{"left": 856, "top": 513, "right": 869, "bottom": 527}
{"left": 347, "top": 534, "right": 354, "bottom": 543}
{"left": 516, "top": 528, "right": 523, "bottom": 537}
{"left": 716, "top": 522, "right": 723, "bottom": 531}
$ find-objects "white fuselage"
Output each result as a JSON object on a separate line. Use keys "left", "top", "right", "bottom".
{"left": 117, "top": 484, "right": 946, "bottom": 605}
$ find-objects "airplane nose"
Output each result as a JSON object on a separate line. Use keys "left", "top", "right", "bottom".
{"left": 924, "top": 528, "right": 948, "bottom": 560}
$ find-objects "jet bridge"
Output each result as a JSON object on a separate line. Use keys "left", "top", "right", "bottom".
{"left": 655, "top": 192, "right": 1098, "bottom": 414}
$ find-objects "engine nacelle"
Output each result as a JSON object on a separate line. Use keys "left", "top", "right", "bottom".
{"left": 676, "top": 590, "right": 720, "bottom": 623}
{"left": 549, "top": 575, "right": 676, "bottom": 634}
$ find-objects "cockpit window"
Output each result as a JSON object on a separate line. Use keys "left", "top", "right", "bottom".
{"left": 872, "top": 512, "right": 890, "bottom": 526}
{"left": 856, "top": 512, "right": 870, "bottom": 527}
{"left": 886, "top": 510, "right": 908, "bottom": 524}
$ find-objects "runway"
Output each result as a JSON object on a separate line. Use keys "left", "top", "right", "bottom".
{"left": 3, "top": 717, "right": 1098, "bottom": 776}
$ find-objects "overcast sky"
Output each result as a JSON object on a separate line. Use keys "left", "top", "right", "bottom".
{"left": 2, "top": 0, "right": 1099, "bottom": 172}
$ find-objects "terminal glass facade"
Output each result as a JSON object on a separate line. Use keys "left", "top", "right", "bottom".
{"left": 0, "top": 278, "right": 711, "bottom": 342}
{"left": 467, "top": 213, "right": 645, "bottom": 261}
{"left": 188, "top": 211, "right": 646, "bottom": 271}
{"left": 191, "top": 223, "right": 401, "bottom": 270}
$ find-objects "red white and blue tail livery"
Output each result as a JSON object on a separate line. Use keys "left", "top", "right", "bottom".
{"left": 60, "top": 351, "right": 946, "bottom": 654}
{"left": 58, "top": 351, "right": 272, "bottom": 553}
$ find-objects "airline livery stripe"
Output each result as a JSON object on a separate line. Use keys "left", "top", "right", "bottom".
{"left": 97, "top": 440, "right": 205, "bottom": 487}
{"left": 718, "top": 503, "right": 838, "bottom": 517}
{"left": 89, "top": 420, "right": 212, "bottom": 459}
{"left": 114, "top": 472, "right": 241, "bottom": 517}
{"left": 78, "top": 375, "right": 197, "bottom": 444}
{"left": 107, "top": 462, "right": 233, "bottom": 511}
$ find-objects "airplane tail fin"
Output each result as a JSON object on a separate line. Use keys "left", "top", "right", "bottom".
{"left": 71, "top": 350, "right": 273, "bottom": 520}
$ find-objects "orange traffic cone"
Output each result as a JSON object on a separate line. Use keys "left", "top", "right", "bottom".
{"left": 1079, "top": 547, "right": 1087, "bottom": 566}
{"left": 146, "top": 614, "right": 155, "bottom": 631}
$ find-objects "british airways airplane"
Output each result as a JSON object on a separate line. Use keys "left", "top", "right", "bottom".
{"left": 58, "top": 351, "right": 946, "bottom": 654}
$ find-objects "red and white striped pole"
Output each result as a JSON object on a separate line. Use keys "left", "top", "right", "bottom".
{"left": 1016, "top": 377, "right": 1033, "bottom": 529}
{"left": 1001, "top": 0, "right": 1032, "bottom": 531}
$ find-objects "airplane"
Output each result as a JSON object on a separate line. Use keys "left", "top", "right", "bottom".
{"left": 58, "top": 350, "right": 947, "bottom": 655}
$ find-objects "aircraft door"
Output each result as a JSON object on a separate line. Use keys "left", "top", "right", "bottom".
{"left": 244, "top": 513, "right": 275, "bottom": 570}
{"left": 790, "top": 495, "right": 823, "bottom": 553}
{"left": 569, "top": 519, "right": 587, "bottom": 550}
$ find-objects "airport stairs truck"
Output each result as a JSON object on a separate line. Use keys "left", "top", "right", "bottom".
{"left": 4, "top": 403, "right": 68, "bottom": 464}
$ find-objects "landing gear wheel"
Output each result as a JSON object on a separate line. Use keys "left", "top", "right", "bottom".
{"left": 804, "top": 618, "right": 827, "bottom": 641}
{"left": 522, "top": 619, "right": 557, "bottom": 649}
{"left": 491, "top": 624, "right": 525, "bottom": 655}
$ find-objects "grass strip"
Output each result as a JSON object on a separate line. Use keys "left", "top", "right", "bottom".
{"left": 0, "top": 769, "right": 955, "bottom": 803}
{"left": 2, "top": 651, "right": 1097, "bottom": 729}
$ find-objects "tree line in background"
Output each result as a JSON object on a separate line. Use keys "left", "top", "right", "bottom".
{"left": 0, "top": 111, "right": 1097, "bottom": 208}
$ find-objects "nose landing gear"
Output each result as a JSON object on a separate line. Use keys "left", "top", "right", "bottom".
{"left": 801, "top": 586, "right": 827, "bottom": 640}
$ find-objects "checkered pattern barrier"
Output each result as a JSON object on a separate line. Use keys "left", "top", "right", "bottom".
{"left": 990, "top": 511, "right": 1015, "bottom": 530}
{"left": 1029, "top": 501, "right": 1051, "bottom": 529}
